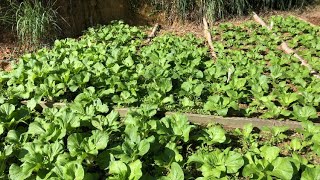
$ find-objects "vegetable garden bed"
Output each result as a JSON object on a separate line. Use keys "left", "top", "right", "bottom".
{"left": 1, "top": 15, "right": 320, "bottom": 179}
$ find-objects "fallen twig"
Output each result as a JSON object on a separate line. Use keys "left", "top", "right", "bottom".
{"left": 280, "top": 42, "right": 320, "bottom": 78}
{"left": 146, "top": 23, "right": 159, "bottom": 43}
{"left": 203, "top": 17, "right": 217, "bottom": 60}
{"left": 253, "top": 12, "right": 272, "bottom": 30}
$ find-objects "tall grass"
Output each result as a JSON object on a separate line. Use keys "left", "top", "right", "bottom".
{"left": 15, "top": 0, "right": 59, "bottom": 48}
{"left": 141, "top": 0, "right": 317, "bottom": 22}
{"left": 203, "top": 0, "right": 226, "bottom": 22}
{"left": 1, "top": 0, "right": 60, "bottom": 49}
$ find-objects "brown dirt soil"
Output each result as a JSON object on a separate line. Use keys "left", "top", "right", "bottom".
{"left": 297, "top": 6, "right": 320, "bottom": 26}
{"left": 0, "top": 29, "right": 16, "bottom": 71}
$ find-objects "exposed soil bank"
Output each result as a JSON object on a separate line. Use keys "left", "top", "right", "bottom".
{"left": 55, "top": 0, "right": 132, "bottom": 37}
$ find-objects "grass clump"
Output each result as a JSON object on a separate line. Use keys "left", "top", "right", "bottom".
{"left": 0, "top": 0, "right": 60, "bottom": 50}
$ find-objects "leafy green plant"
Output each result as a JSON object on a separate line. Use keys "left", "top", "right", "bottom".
{"left": 0, "top": 18, "right": 320, "bottom": 179}
{"left": 188, "top": 148, "right": 244, "bottom": 179}
{"left": 261, "top": 126, "right": 289, "bottom": 145}
{"left": 243, "top": 146, "right": 295, "bottom": 180}
{"left": 235, "top": 123, "right": 260, "bottom": 152}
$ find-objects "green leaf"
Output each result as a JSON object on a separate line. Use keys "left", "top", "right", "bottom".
{"left": 181, "top": 81, "right": 193, "bottom": 92}
{"left": 128, "top": 160, "right": 142, "bottom": 180}
{"left": 260, "top": 146, "right": 280, "bottom": 162}
{"left": 181, "top": 97, "right": 194, "bottom": 107}
{"left": 242, "top": 123, "right": 253, "bottom": 138}
{"left": 198, "top": 125, "right": 226, "bottom": 145}
{"left": 67, "top": 133, "right": 85, "bottom": 157}
{"left": 9, "top": 164, "right": 26, "bottom": 180}
{"left": 95, "top": 99, "right": 109, "bottom": 113}
{"left": 162, "top": 162, "right": 184, "bottom": 180}
{"left": 311, "top": 133, "right": 320, "bottom": 144}
{"left": 293, "top": 105, "right": 318, "bottom": 121}
{"left": 225, "top": 151, "right": 244, "bottom": 173}
{"left": 278, "top": 93, "right": 299, "bottom": 107}
{"left": 301, "top": 166, "right": 320, "bottom": 180}
{"left": 194, "top": 83, "right": 204, "bottom": 97}
{"left": 124, "top": 55, "right": 134, "bottom": 67}
{"left": 137, "top": 139, "right": 150, "bottom": 156}
{"left": 216, "top": 108, "right": 229, "bottom": 116}
{"left": 0, "top": 103, "right": 15, "bottom": 116}
{"left": 0, "top": 124, "right": 4, "bottom": 136}
{"left": 89, "top": 130, "right": 109, "bottom": 151}
{"left": 63, "top": 161, "right": 85, "bottom": 180}
{"left": 271, "top": 157, "right": 293, "bottom": 180}
{"left": 27, "top": 98, "right": 37, "bottom": 110}
{"left": 290, "top": 138, "right": 302, "bottom": 151}
{"left": 28, "top": 122, "right": 46, "bottom": 135}
{"left": 109, "top": 161, "right": 128, "bottom": 179}
{"left": 6, "top": 130, "right": 20, "bottom": 144}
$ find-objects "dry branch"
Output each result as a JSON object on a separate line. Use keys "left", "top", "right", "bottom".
{"left": 146, "top": 23, "right": 159, "bottom": 43}
{"left": 253, "top": 12, "right": 271, "bottom": 30}
{"left": 203, "top": 17, "right": 217, "bottom": 60}
{"left": 252, "top": 13, "right": 320, "bottom": 79}
{"left": 280, "top": 42, "right": 320, "bottom": 78}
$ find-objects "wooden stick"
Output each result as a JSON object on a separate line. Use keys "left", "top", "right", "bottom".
{"left": 253, "top": 13, "right": 320, "bottom": 79}
{"left": 146, "top": 23, "right": 159, "bottom": 43}
{"left": 203, "top": 17, "right": 217, "bottom": 60}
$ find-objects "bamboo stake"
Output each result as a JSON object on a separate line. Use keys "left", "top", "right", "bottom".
{"left": 252, "top": 12, "right": 320, "bottom": 79}
{"left": 203, "top": 17, "right": 217, "bottom": 60}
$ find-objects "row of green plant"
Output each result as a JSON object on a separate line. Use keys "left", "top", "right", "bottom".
{"left": 268, "top": 16, "right": 320, "bottom": 72}
{"left": 207, "top": 17, "right": 320, "bottom": 120}
{"left": 1, "top": 18, "right": 319, "bottom": 121}
{"left": 0, "top": 100, "right": 320, "bottom": 179}
{"left": 134, "top": 0, "right": 319, "bottom": 22}
{"left": 0, "top": 0, "right": 59, "bottom": 49}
